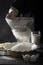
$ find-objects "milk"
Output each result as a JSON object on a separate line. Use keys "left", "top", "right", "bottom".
{"left": 31, "top": 31, "right": 40, "bottom": 44}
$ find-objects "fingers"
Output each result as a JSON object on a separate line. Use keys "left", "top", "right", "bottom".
{"left": 5, "top": 7, "right": 18, "bottom": 19}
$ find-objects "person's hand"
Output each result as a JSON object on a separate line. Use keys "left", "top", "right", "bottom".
{"left": 6, "top": 7, "right": 18, "bottom": 19}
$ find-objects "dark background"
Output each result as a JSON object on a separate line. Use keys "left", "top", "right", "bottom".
{"left": 0, "top": 0, "right": 41, "bottom": 43}
{"left": 0, "top": 0, "right": 17, "bottom": 43}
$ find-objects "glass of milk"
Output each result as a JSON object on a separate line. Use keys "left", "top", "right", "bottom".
{"left": 31, "top": 31, "right": 41, "bottom": 44}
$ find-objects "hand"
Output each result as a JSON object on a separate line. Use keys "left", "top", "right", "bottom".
{"left": 6, "top": 7, "right": 18, "bottom": 19}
